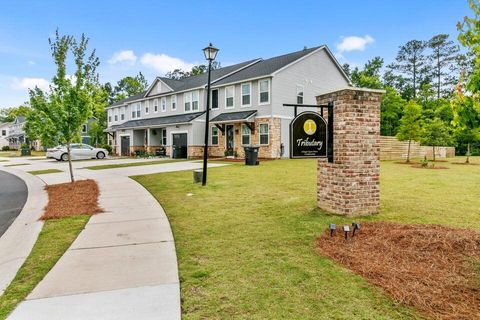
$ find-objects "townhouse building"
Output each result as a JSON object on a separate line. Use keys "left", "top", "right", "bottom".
{"left": 105, "top": 45, "right": 350, "bottom": 159}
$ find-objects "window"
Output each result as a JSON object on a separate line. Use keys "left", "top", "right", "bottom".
{"left": 161, "top": 97, "right": 167, "bottom": 112}
{"left": 241, "top": 124, "right": 251, "bottom": 145}
{"left": 1, "top": 130, "right": 6, "bottom": 136}
{"left": 108, "top": 110, "right": 112, "bottom": 123}
{"left": 108, "top": 115, "right": 112, "bottom": 122}
{"left": 241, "top": 83, "right": 251, "bottom": 106}
{"left": 131, "top": 103, "right": 141, "bottom": 119}
{"left": 82, "top": 124, "right": 87, "bottom": 133}
{"left": 296, "top": 85, "right": 304, "bottom": 104}
{"left": 171, "top": 95, "right": 177, "bottom": 111}
{"left": 259, "top": 79, "right": 270, "bottom": 104}
{"left": 121, "top": 107, "right": 125, "bottom": 121}
{"left": 162, "top": 128, "right": 167, "bottom": 145}
{"left": 184, "top": 91, "right": 199, "bottom": 112}
{"left": 259, "top": 123, "right": 269, "bottom": 145}
{"left": 211, "top": 127, "right": 219, "bottom": 145}
{"left": 114, "top": 115, "right": 118, "bottom": 121}
{"left": 154, "top": 99, "right": 158, "bottom": 113}
{"left": 211, "top": 89, "right": 218, "bottom": 109}
{"left": 145, "top": 100, "right": 149, "bottom": 114}
{"left": 225, "top": 86, "right": 234, "bottom": 108}
{"left": 184, "top": 92, "right": 192, "bottom": 112}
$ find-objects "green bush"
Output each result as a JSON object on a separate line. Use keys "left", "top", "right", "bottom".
{"left": 1, "top": 146, "right": 10, "bottom": 151}
{"left": 101, "top": 144, "right": 112, "bottom": 153}
{"left": 20, "top": 143, "right": 29, "bottom": 149}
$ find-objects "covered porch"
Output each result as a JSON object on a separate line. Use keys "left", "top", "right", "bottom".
{"left": 131, "top": 127, "right": 168, "bottom": 157}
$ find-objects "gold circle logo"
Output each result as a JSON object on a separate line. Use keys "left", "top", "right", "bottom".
{"left": 303, "top": 119, "right": 317, "bottom": 135}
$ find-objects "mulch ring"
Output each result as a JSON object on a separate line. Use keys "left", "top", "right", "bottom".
{"left": 451, "top": 162, "right": 479, "bottom": 166}
{"left": 42, "top": 179, "right": 103, "bottom": 220}
{"left": 316, "top": 222, "right": 480, "bottom": 320}
{"left": 411, "top": 164, "right": 449, "bottom": 169}
{"left": 394, "top": 161, "right": 418, "bottom": 165}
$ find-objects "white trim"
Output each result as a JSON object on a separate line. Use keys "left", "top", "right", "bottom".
{"left": 225, "top": 86, "right": 235, "bottom": 109}
{"left": 154, "top": 99, "right": 158, "bottom": 113}
{"left": 258, "top": 79, "right": 270, "bottom": 105}
{"left": 211, "top": 126, "right": 219, "bottom": 145}
{"left": 259, "top": 122, "right": 269, "bottom": 145}
{"left": 145, "top": 100, "right": 150, "bottom": 115}
{"left": 171, "top": 95, "right": 177, "bottom": 111}
{"left": 211, "top": 89, "right": 219, "bottom": 110}
{"left": 271, "top": 46, "right": 325, "bottom": 76}
{"left": 241, "top": 124, "right": 251, "bottom": 145}
{"left": 240, "top": 82, "right": 252, "bottom": 107}
{"left": 144, "top": 77, "right": 174, "bottom": 97}
{"left": 161, "top": 97, "right": 167, "bottom": 112}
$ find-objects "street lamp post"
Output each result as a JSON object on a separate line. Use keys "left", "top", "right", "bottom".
{"left": 202, "top": 43, "right": 219, "bottom": 186}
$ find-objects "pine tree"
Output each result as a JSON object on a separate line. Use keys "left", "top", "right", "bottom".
{"left": 427, "top": 34, "right": 460, "bottom": 98}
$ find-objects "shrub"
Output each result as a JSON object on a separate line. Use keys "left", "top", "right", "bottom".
{"left": 20, "top": 143, "right": 29, "bottom": 149}
{"left": 1, "top": 146, "right": 10, "bottom": 151}
{"left": 101, "top": 144, "right": 112, "bottom": 153}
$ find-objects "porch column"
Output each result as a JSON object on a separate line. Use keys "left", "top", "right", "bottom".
{"left": 146, "top": 129, "right": 151, "bottom": 153}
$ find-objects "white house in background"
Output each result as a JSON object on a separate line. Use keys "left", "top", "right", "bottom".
{"left": 0, "top": 122, "right": 11, "bottom": 149}
{"left": 105, "top": 45, "right": 351, "bottom": 159}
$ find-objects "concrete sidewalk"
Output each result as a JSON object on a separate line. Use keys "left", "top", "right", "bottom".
{"left": 2, "top": 158, "right": 226, "bottom": 319}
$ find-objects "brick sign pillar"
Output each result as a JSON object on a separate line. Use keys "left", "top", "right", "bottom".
{"left": 316, "top": 87, "right": 385, "bottom": 216}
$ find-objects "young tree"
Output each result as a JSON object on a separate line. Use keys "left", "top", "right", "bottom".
{"left": 421, "top": 118, "right": 452, "bottom": 161}
{"left": 27, "top": 30, "right": 99, "bottom": 182}
{"left": 427, "top": 34, "right": 460, "bottom": 99}
{"left": 111, "top": 72, "right": 148, "bottom": 102}
{"left": 381, "top": 87, "right": 407, "bottom": 136}
{"left": 396, "top": 100, "right": 423, "bottom": 162}
{"left": 387, "top": 40, "right": 428, "bottom": 99}
{"left": 350, "top": 57, "right": 384, "bottom": 89}
{"left": 0, "top": 105, "right": 31, "bottom": 122}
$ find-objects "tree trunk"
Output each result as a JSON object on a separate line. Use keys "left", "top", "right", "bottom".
{"left": 66, "top": 142, "right": 75, "bottom": 183}
{"left": 466, "top": 142, "right": 470, "bottom": 164}
{"left": 437, "top": 52, "right": 441, "bottom": 99}
{"left": 407, "top": 139, "right": 411, "bottom": 163}
{"left": 432, "top": 146, "right": 436, "bottom": 162}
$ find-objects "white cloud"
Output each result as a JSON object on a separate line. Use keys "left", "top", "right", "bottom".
{"left": 336, "top": 35, "right": 374, "bottom": 53}
{"left": 140, "top": 53, "right": 196, "bottom": 74}
{"left": 11, "top": 77, "right": 49, "bottom": 91}
{"left": 28, "top": 60, "right": 35, "bottom": 65}
{"left": 108, "top": 50, "right": 137, "bottom": 65}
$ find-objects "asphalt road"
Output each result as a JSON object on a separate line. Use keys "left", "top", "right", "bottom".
{"left": 0, "top": 170, "right": 28, "bottom": 237}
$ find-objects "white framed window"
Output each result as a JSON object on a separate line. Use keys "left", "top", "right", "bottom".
{"left": 1, "top": 130, "right": 6, "bottom": 136}
{"left": 154, "top": 99, "right": 158, "bottom": 113}
{"left": 82, "top": 124, "right": 87, "bottom": 133}
{"left": 192, "top": 91, "right": 199, "bottom": 111}
{"left": 259, "top": 79, "right": 270, "bottom": 105}
{"left": 145, "top": 100, "right": 149, "bottom": 114}
{"left": 211, "top": 126, "right": 219, "bottom": 145}
{"left": 259, "top": 123, "right": 269, "bottom": 145}
{"left": 171, "top": 95, "right": 177, "bottom": 111}
{"left": 121, "top": 107, "right": 125, "bottom": 121}
{"left": 211, "top": 89, "right": 219, "bottom": 109}
{"left": 184, "top": 92, "right": 192, "bottom": 112}
{"left": 161, "top": 128, "right": 167, "bottom": 145}
{"left": 108, "top": 110, "right": 112, "bottom": 123}
{"left": 161, "top": 97, "right": 167, "bottom": 112}
{"left": 296, "top": 85, "right": 304, "bottom": 104}
{"left": 241, "top": 124, "right": 251, "bottom": 145}
{"left": 114, "top": 114, "right": 118, "bottom": 122}
{"left": 241, "top": 83, "right": 251, "bottom": 107}
{"left": 131, "top": 103, "right": 141, "bottom": 119}
{"left": 225, "top": 86, "right": 235, "bottom": 108}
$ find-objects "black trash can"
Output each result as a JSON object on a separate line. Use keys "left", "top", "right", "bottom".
{"left": 244, "top": 145, "right": 259, "bottom": 165}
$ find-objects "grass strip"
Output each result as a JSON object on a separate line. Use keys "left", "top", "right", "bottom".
{"left": 85, "top": 159, "right": 185, "bottom": 170}
{"left": 4, "top": 163, "right": 30, "bottom": 167}
{"left": 0, "top": 215, "right": 90, "bottom": 319}
{"left": 27, "top": 169, "right": 63, "bottom": 175}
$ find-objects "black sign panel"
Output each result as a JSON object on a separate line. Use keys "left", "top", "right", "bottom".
{"left": 290, "top": 111, "right": 328, "bottom": 158}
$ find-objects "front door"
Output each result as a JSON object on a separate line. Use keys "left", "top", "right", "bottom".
{"left": 225, "top": 125, "right": 234, "bottom": 156}
{"left": 172, "top": 133, "right": 188, "bottom": 158}
{"left": 121, "top": 136, "right": 130, "bottom": 156}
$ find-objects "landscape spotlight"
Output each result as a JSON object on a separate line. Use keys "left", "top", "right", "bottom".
{"left": 352, "top": 222, "right": 361, "bottom": 237}
{"left": 329, "top": 224, "right": 336, "bottom": 237}
{"left": 342, "top": 225, "right": 350, "bottom": 240}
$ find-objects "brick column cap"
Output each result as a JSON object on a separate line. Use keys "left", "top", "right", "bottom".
{"left": 316, "top": 86, "right": 386, "bottom": 100}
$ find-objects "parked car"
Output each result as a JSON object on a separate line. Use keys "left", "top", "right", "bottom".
{"left": 51, "top": 144, "right": 108, "bottom": 161}
{"left": 46, "top": 145, "right": 62, "bottom": 158}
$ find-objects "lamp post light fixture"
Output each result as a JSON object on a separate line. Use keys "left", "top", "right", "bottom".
{"left": 201, "top": 43, "right": 219, "bottom": 186}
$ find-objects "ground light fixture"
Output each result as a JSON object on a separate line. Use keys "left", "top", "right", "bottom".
{"left": 201, "top": 43, "right": 219, "bottom": 186}
{"left": 342, "top": 225, "right": 350, "bottom": 240}
{"left": 329, "top": 224, "right": 336, "bottom": 236}
{"left": 352, "top": 222, "right": 361, "bottom": 237}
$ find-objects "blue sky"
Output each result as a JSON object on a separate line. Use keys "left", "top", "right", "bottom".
{"left": 0, "top": 0, "right": 471, "bottom": 108}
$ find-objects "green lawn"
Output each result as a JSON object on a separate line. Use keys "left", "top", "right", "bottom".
{"left": 27, "top": 169, "right": 63, "bottom": 175}
{"left": 0, "top": 216, "right": 89, "bottom": 319}
{"left": 133, "top": 157, "right": 480, "bottom": 319}
{"left": 0, "top": 151, "right": 45, "bottom": 157}
{"left": 4, "top": 163, "right": 30, "bottom": 167}
{"left": 85, "top": 159, "right": 185, "bottom": 170}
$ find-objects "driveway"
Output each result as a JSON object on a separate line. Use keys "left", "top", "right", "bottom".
{"left": 0, "top": 171, "right": 28, "bottom": 237}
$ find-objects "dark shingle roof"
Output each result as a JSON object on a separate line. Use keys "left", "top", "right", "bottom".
{"left": 213, "top": 46, "right": 322, "bottom": 86}
{"left": 210, "top": 110, "right": 257, "bottom": 123}
{"left": 112, "top": 112, "right": 205, "bottom": 130}
{"left": 109, "top": 92, "right": 146, "bottom": 107}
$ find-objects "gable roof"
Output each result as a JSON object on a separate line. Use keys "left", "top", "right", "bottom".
{"left": 108, "top": 45, "right": 349, "bottom": 108}
{"left": 108, "top": 111, "right": 205, "bottom": 131}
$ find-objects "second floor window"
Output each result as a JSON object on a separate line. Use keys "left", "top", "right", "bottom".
{"left": 1, "top": 130, "right": 6, "bottom": 136}
{"left": 82, "top": 125, "right": 87, "bottom": 133}
{"left": 132, "top": 104, "right": 141, "bottom": 119}
{"left": 108, "top": 116, "right": 112, "bottom": 123}
{"left": 241, "top": 83, "right": 251, "bottom": 106}
{"left": 259, "top": 79, "right": 270, "bottom": 104}
{"left": 121, "top": 113, "right": 125, "bottom": 121}
{"left": 114, "top": 114, "right": 118, "bottom": 121}
{"left": 184, "top": 91, "right": 199, "bottom": 112}
{"left": 172, "top": 95, "right": 177, "bottom": 111}
{"left": 145, "top": 100, "right": 149, "bottom": 114}
{"left": 296, "top": 85, "right": 304, "bottom": 104}
{"left": 154, "top": 99, "right": 158, "bottom": 113}
{"left": 211, "top": 127, "right": 219, "bottom": 145}
{"left": 211, "top": 89, "right": 218, "bottom": 109}
{"left": 161, "top": 97, "right": 167, "bottom": 112}
{"left": 226, "top": 86, "right": 234, "bottom": 108}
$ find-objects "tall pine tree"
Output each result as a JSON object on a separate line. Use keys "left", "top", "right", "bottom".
{"left": 427, "top": 34, "right": 460, "bottom": 98}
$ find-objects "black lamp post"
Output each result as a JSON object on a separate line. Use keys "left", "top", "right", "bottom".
{"left": 201, "top": 43, "right": 219, "bottom": 186}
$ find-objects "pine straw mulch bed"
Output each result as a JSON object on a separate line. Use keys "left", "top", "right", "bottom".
{"left": 411, "top": 164, "right": 449, "bottom": 169}
{"left": 316, "top": 222, "right": 480, "bottom": 320}
{"left": 42, "top": 179, "right": 103, "bottom": 220}
{"left": 451, "top": 162, "right": 479, "bottom": 166}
